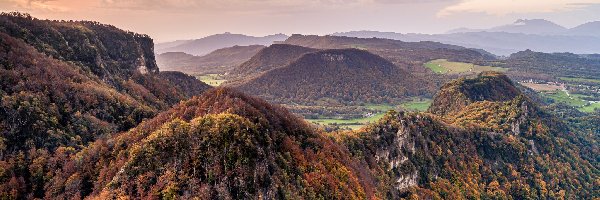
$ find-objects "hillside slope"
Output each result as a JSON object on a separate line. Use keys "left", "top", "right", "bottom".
{"left": 234, "top": 48, "right": 436, "bottom": 104}
{"left": 341, "top": 72, "right": 597, "bottom": 199}
{"left": 40, "top": 88, "right": 377, "bottom": 199}
{"left": 0, "top": 13, "right": 210, "bottom": 198}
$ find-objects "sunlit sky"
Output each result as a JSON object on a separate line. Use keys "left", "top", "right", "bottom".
{"left": 2, "top": 0, "right": 600, "bottom": 42}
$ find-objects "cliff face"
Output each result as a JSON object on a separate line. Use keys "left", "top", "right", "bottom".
{"left": 0, "top": 14, "right": 211, "bottom": 199}
{"left": 0, "top": 12, "right": 158, "bottom": 80}
{"left": 342, "top": 72, "right": 595, "bottom": 199}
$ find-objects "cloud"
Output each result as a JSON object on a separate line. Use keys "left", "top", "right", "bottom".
{"left": 437, "top": 0, "right": 600, "bottom": 17}
{"left": 0, "top": 0, "right": 67, "bottom": 12}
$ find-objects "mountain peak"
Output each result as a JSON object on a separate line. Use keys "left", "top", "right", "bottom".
{"left": 429, "top": 71, "right": 522, "bottom": 115}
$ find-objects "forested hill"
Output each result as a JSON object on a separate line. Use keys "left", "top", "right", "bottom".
{"left": 24, "top": 88, "right": 377, "bottom": 199}
{"left": 226, "top": 44, "right": 317, "bottom": 79}
{"left": 0, "top": 12, "right": 209, "bottom": 198}
{"left": 341, "top": 71, "right": 597, "bottom": 199}
{"left": 429, "top": 71, "right": 522, "bottom": 115}
{"left": 234, "top": 48, "right": 436, "bottom": 104}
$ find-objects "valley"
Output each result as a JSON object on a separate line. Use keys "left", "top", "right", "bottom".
{"left": 196, "top": 73, "right": 227, "bottom": 86}
{"left": 424, "top": 59, "right": 507, "bottom": 74}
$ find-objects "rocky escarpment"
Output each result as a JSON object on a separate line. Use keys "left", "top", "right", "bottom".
{"left": 1, "top": 13, "right": 158, "bottom": 80}
{"left": 339, "top": 72, "right": 596, "bottom": 199}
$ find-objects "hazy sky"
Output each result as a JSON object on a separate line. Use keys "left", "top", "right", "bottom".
{"left": 2, "top": 0, "right": 600, "bottom": 42}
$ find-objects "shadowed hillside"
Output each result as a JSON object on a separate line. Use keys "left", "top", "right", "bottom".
{"left": 227, "top": 44, "right": 317, "bottom": 79}
{"left": 234, "top": 48, "right": 436, "bottom": 104}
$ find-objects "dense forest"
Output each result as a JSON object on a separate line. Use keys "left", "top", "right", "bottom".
{"left": 0, "top": 13, "right": 598, "bottom": 199}
{"left": 339, "top": 72, "right": 597, "bottom": 199}
{"left": 0, "top": 12, "right": 210, "bottom": 198}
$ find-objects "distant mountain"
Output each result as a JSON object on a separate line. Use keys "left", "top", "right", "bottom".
{"left": 283, "top": 34, "right": 493, "bottom": 73}
{"left": 233, "top": 48, "right": 435, "bottom": 104}
{"left": 450, "top": 19, "right": 568, "bottom": 35}
{"left": 155, "top": 32, "right": 288, "bottom": 55}
{"left": 569, "top": 21, "right": 600, "bottom": 36}
{"left": 227, "top": 44, "right": 317, "bottom": 79}
{"left": 334, "top": 30, "right": 600, "bottom": 56}
{"left": 487, "top": 49, "right": 600, "bottom": 80}
{"left": 156, "top": 45, "right": 265, "bottom": 74}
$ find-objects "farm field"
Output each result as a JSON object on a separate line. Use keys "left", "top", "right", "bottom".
{"left": 559, "top": 77, "right": 600, "bottom": 83}
{"left": 306, "top": 99, "right": 432, "bottom": 130}
{"left": 521, "top": 82, "right": 564, "bottom": 91}
{"left": 541, "top": 91, "right": 600, "bottom": 112}
{"left": 196, "top": 74, "right": 227, "bottom": 86}
{"left": 424, "top": 59, "right": 507, "bottom": 74}
{"left": 400, "top": 99, "right": 432, "bottom": 111}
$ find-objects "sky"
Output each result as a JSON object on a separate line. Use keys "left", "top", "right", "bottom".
{"left": 1, "top": 0, "right": 600, "bottom": 42}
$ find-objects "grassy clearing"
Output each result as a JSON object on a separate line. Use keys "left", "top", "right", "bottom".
{"left": 306, "top": 112, "right": 386, "bottom": 130}
{"left": 580, "top": 103, "right": 600, "bottom": 113}
{"left": 543, "top": 91, "right": 587, "bottom": 107}
{"left": 400, "top": 99, "right": 432, "bottom": 111}
{"left": 196, "top": 74, "right": 227, "bottom": 86}
{"left": 559, "top": 77, "right": 600, "bottom": 83}
{"left": 424, "top": 62, "right": 449, "bottom": 74}
{"left": 424, "top": 59, "right": 506, "bottom": 74}
{"left": 307, "top": 99, "right": 432, "bottom": 130}
{"left": 541, "top": 91, "right": 600, "bottom": 112}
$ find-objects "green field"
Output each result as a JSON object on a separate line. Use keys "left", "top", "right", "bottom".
{"left": 559, "top": 77, "right": 600, "bottom": 83}
{"left": 424, "top": 59, "right": 507, "bottom": 74}
{"left": 541, "top": 91, "right": 599, "bottom": 112}
{"left": 400, "top": 99, "right": 432, "bottom": 111}
{"left": 543, "top": 91, "right": 587, "bottom": 107}
{"left": 580, "top": 103, "right": 600, "bottom": 113}
{"left": 306, "top": 112, "right": 386, "bottom": 130}
{"left": 307, "top": 99, "right": 432, "bottom": 130}
{"left": 196, "top": 74, "right": 227, "bottom": 86}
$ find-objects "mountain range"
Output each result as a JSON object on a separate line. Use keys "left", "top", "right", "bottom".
{"left": 448, "top": 19, "right": 600, "bottom": 36}
{"left": 334, "top": 19, "right": 600, "bottom": 56}
{"left": 155, "top": 32, "right": 288, "bottom": 56}
{"left": 156, "top": 45, "right": 265, "bottom": 74}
